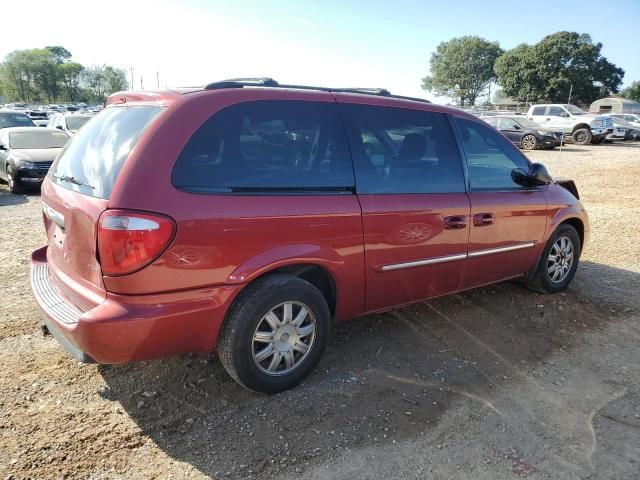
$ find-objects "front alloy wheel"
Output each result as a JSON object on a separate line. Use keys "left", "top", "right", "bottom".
{"left": 547, "top": 235, "right": 574, "bottom": 283}
{"left": 7, "top": 169, "right": 23, "bottom": 194}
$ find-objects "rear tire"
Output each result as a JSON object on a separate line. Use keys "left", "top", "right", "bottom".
{"left": 572, "top": 128, "right": 592, "bottom": 145}
{"left": 218, "top": 274, "right": 331, "bottom": 394}
{"left": 526, "top": 224, "right": 581, "bottom": 294}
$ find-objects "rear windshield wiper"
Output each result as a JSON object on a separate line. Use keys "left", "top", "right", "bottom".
{"left": 53, "top": 174, "right": 94, "bottom": 189}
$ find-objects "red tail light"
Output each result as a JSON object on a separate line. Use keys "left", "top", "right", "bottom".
{"left": 98, "top": 210, "right": 175, "bottom": 276}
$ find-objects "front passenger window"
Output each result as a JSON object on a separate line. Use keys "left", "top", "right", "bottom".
{"left": 455, "top": 117, "right": 530, "bottom": 191}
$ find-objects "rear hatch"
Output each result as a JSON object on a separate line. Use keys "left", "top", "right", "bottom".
{"left": 42, "top": 105, "right": 163, "bottom": 300}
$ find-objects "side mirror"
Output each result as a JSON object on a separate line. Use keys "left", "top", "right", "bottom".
{"left": 512, "top": 163, "right": 552, "bottom": 187}
{"left": 0, "top": 144, "right": 6, "bottom": 150}
{"left": 560, "top": 112, "right": 569, "bottom": 118}
{"left": 513, "top": 124, "right": 521, "bottom": 130}
{"left": 56, "top": 125, "right": 64, "bottom": 130}
{"left": 530, "top": 163, "right": 552, "bottom": 185}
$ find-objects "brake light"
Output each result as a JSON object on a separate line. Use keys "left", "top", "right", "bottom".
{"left": 98, "top": 210, "right": 175, "bottom": 276}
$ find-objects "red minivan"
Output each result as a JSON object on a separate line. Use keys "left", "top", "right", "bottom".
{"left": 30, "top": 78, "right": 589, "bottom": 393}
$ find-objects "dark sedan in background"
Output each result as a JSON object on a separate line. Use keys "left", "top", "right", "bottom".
{"left": 0, "top": 110, "right": 36, "bottom": 129}
{"left": 0, "top": 127, "right": 70, "bottom": 193}
{"left": 483, "top": 115, "right": 562, "bottom": 150}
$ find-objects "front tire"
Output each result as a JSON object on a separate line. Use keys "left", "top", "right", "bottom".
{"left": 7, "top": 168, "right": 24, "bottom": 194}
{"left": 218, "top": 274, "right": 331, "bottom": 394}
{"left": 521, "top": 134, "right": 537, "bottom": 150}
{"left": 572, "top": 128, "right": 592, "bottom": 145}
{"left": 526, "top": 224, "right": 581, "bottom": 294}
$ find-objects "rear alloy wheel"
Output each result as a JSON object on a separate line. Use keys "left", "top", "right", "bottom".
{"left": 572, "top": 128, "right": 592, "bottom": 145}
{"left": 218, "top": 274, "right": 331, "bottom": 393}
{"left": 7, "top": 169, "right": 23, "bottom": 194}
{"left": 521, "top": 134, "right": 537, "bottom": 150}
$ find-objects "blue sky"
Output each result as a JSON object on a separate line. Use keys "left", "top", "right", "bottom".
{"left": 2, "top": 0, "right": 638, "bottom": 102}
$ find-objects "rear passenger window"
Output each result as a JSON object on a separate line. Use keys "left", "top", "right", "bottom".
{"left": 172, "top": 101, "right": 353, "bottom": 192}
{"left": 531, "top": 106, "right": 546, "bottom": 115}
{"left": 340, "top": 104, "right": 465, "bottom": 194}
{"left": 454, "top": 117, "right": 530, "bottom": 191}
{"left": 548, "top": 106, "right": 564, "bottom": 116}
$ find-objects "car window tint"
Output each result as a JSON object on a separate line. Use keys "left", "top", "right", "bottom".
{"left": 454, "top": 117, "right": 530, "bottom": 191}
{"left": 172, "top": 101, "right": 354, "bottom": 192}
{"left": 0, "top": 113, "right": 34, "bottom": 128}
{"left": 531, "top": 106, "right": 546, "bottom": 115}
{"left": 340, "top": 104, "right": 465, "bottom": 194}
{"left": 548, "top": 106, "right": 564, "bottom": 116}
{"left": 51, "top": 105, "right": 163, "bottom": 199}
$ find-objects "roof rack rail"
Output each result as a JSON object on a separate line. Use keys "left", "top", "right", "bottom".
{"left": 205, "top": 77, "right": 279, "bottom": 90}
{"left": 203, "top": 78, "right": 430, "bottom": 103}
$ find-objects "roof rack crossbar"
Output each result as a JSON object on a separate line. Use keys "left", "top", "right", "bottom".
{"left": 203, "top": 78, "right": 430, "bottom": 103}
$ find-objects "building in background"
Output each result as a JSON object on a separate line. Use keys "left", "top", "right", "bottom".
{"left": 590, "top": 96, "right": 640, "bottom": 114}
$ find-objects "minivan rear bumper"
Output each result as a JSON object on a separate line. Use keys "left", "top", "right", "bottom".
{"left": 30, "top": 246, "right": 241, "bottom": 364}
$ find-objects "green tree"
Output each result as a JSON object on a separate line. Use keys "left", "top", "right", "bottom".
{"left": 103, "top": 66, "right": 129, "bottom": 94}
{"left": 621, "top": 81, "right": 640, "bottom": 102}
{"left": 82, "top": 65, "right": 129, "bottom": 102}
{"left": 495, "top": 32, "right": 624, "bottom": 104}
{"left": 45, "top": 46, "right": 72, "bottom": 64}
{"left": 422, "top": 36, "right": 503, "bottom": 106}
{"left": 1, "top": 50, "right": 37, "bottom": 101}
{"left": 59, "top": 62, "right": 84, "bottom": 102}
{"left": 31, "top": 48, "right": 60, "bottom": 102}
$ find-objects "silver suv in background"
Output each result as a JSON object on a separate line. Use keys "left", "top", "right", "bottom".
{"left": 527, "top": 104, "right": 613, "bottom": 145}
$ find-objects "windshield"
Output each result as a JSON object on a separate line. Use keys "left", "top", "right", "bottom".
{"left": 9, "top": 131, "right": 69, "bottom": 149}
{"left": 66, "top": 116, "right": 91, "bottom": 131}
{"left": 0, "top": 113, "right": 35, "bottom": 128}
{"left": 50, "top": 105, "right": 163, "bottom": 199}
{"left": 564, "top": 105, "right": 586, "bottom": 115}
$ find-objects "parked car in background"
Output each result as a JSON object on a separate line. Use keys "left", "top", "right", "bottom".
{"left": 527, "top": 104, "right": 612, "bottom": 145}
{"left": 27, "top": 109, "right": 49, "bottom": 127}
{"left": 30, "top": 79, "right": 589, "bottom": 394}
{"left": 483, "top": 115, "right": 562, "bottom": 150}
{"left": 604, "top": 123, "right": 627, "bottom": 143}
{"left": 5, "top": 103, "right": 29, "bottom": 112}
{"left": 47, "top": 113, "right": 93, "bottom": 135}
{"left": 0, "top": 110, "right": 36, "bottom": 129}
{"left": 605, "top": 114, "right": 640, "bottom": 132}
{"left": 607, "top": 117, "right": 640, "bottom": 141}
{"left": 0, "top": 127, "right": 70, "bottom": 193}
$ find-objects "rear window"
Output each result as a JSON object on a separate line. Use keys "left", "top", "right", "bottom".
{"left": 65, "top": 116, "right": 91, "bottom": 131}
{"left": 172, "top": 100, "right": 354, "bottom": 193}
{"left": 50, "top": 105, "right": 162, "bottom": 199}
{"left": 0, "top": 113, "right": 35, "bottom": 128}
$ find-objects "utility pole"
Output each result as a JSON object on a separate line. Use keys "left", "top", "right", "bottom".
{"left": 567, "top": 84, "right": 573, "bottom": 105}
{"left": 130, "top": 68, "right": 134, "bottom": 90}
{"left": 140, "top": 76, "right": 144, "bottom": 90}
{"left": 156, "top": 72, "right": 160, "bottom": 89}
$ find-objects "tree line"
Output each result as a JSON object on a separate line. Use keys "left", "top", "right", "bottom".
{"left": 422, "top": 31, "right": 637, "bottom": 106}
{"left": 0, "top": 46, "right": 129, "bottom": 104}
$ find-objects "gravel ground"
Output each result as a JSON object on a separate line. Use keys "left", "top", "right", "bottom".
{"left": 1, "top": 143, "right": 639, "bottom": 480}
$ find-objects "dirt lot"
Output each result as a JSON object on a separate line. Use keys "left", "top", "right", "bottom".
{"left": 1, "top": 143, "right": 639, "bottom": 480}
